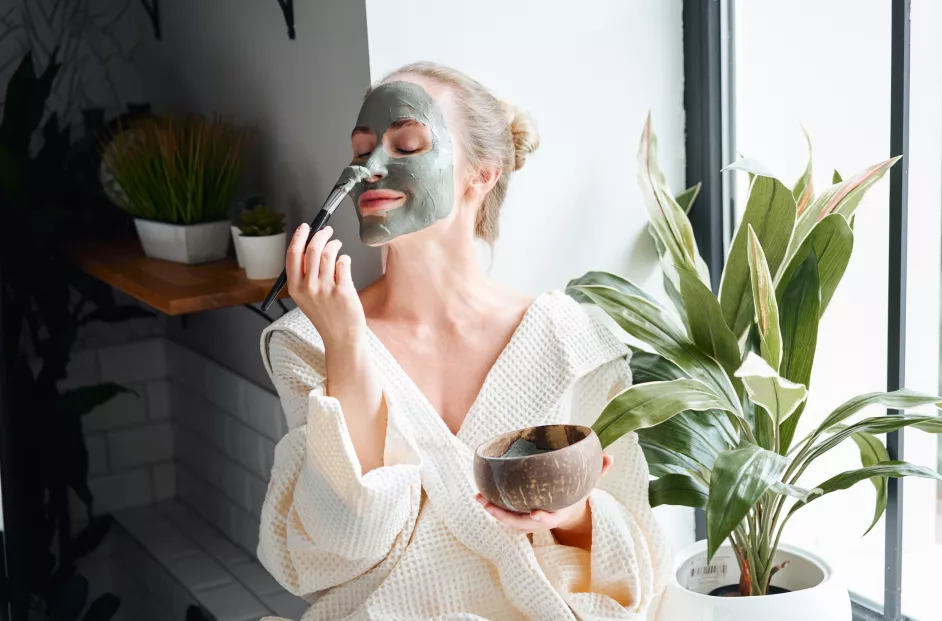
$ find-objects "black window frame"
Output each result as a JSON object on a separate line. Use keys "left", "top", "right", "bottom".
{"left": 682, "top": 1, "right": 913, "bottom": 619}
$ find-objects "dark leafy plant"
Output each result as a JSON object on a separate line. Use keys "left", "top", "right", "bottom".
{"left": 237, "top": 203, "right": 286, "bottom": 237}
{"left": 568, "top": 115, "right": 942, "bottom": 596}
{"left": 0, "top": 51, "right": 151, "bottom": 619}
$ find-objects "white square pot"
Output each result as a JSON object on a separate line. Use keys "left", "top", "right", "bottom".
{"left": 239, "top": 232, "right": 287, "bottom": 280}
{"left": 134, "top": 219, "right": 232, "bottom": 265}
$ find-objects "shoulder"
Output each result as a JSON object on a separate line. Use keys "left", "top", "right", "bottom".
{"left": 259, "top": 307, "right": 327, "bottom": 384}
{"left": 529, "top": 290, "right": 630, "bottom": 376}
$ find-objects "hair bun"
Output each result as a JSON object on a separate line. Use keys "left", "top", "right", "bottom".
{"left": 500, "top": 101, "right": 540, "bottom": 171}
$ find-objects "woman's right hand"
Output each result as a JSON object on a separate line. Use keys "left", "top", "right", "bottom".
{"left": 285, "top": 224, "right": 367, "bottom": 350}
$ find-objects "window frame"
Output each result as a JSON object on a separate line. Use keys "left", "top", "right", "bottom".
{"left": 682, "top": 1, "right": 912, "bottom": 619}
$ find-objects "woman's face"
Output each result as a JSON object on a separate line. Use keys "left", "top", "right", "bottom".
{"left": 349, "top": 80, "right": 459, "bottom": 246}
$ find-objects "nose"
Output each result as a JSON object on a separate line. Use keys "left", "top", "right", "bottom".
{"left": 363, "top": 151, "right": 388, "bottom": 183}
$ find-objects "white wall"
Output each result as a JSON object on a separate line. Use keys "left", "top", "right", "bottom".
{"left": 128, "top": 0, "right": 378, "bottom": 386}
{"left": 364, "top": 0, "right": 692, "bottom": 549}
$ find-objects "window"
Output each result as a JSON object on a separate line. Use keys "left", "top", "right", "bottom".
{"left": 686, "top": 1, "right": 942, "bottom": 619}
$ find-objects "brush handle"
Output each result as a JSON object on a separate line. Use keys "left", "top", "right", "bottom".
{"left": 260, "top": 207, "right": 332, "bottom": 311}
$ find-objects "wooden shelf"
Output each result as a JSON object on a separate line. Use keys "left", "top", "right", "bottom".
{"left": 67, "top": 238, "right": 288, "bottom": 316}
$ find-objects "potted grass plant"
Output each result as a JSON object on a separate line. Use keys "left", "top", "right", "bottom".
{"left": 567, "top": 116, "right": 942, "bottom": 621}
{"left": 236, "top": 202, "right": 287, "bottom": 279}
{"left": 100, "top": 116, "right": 248, "bottom": 264}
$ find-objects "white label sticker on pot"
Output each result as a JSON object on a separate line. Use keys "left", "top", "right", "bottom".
{"left": 680, "top": 551, "right": 734, "bottom": 594}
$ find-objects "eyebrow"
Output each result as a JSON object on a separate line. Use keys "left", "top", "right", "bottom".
{"left": 351, "top": 118, "right": 424, "bottom": 137}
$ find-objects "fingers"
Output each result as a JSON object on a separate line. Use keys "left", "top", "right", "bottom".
{"left": 285, "top": 224, "right": 309, "bottom": 293}
{"left": 335, "top": 254, "right": 353, "bottom": 287}
{"left": 475, "top": 494, "right": 550, "bottom": 531}
{"left": 319, "top": 239, "right": 343, "bottom": 285}
{"left": 303, "top": 226, "right": 333, "bottom": 282}
{"left": 601, "top": 454, "right": 614, "bottom": 476}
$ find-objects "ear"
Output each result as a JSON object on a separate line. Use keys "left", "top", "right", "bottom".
{"left": 466, "top": 166, "right": 502, "bottom": 198}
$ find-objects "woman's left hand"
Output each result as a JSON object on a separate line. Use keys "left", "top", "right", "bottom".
{"left": 475, "top": 454, "right": 614, "bottom": 533}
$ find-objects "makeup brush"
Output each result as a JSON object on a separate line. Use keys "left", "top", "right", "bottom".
{"left": 260, "top": 165, "right": 371, "bottom": 311}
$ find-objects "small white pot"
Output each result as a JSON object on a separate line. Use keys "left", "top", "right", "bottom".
{"left": 133, "top": 219, "right": 231, "bottom": 265}
{"left": 231, "top": 225, "right": 246, "bottom": 267}
{"left": 240, "top": 232, "right": 287, "bottom": 280}
{"left": 657, "top": 540, "right": 851, "bottom": 621}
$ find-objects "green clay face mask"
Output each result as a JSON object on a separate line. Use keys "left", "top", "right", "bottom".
{"left": 349, "top": 81, "right": 455, "bottom": 245}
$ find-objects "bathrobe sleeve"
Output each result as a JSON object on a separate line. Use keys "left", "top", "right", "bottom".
{"left": 532, "top": 354, "right": 672, "bottom": 620}
{"left": 257, "top": 329, "right": 423, "bottom": 597}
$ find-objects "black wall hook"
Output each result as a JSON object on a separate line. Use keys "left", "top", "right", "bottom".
{"left": 140, "top": 0, "right": 161, "bottom": 40}
{"left": 276, "top": 0, "right": 296, "bottom": 39}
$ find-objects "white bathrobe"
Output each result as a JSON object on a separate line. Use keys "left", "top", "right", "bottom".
{"left": 257, "top": 290, "right": 671, "bottom": 621}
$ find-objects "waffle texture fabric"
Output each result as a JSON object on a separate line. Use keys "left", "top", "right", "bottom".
{"left": 257, "top": 290, "right": 671, "bottom": 621}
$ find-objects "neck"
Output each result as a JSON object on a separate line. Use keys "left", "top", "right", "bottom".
{"left": 378, "top": 226, "right": 492, "bottom": 326}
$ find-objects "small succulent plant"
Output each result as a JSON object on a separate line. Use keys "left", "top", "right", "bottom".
{"left": 237, "top": 203, "right": 286, "bottom": 237}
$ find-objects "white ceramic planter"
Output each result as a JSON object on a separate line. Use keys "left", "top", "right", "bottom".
{"left": 134, "top": 219, "right": 231, "bottom": 265}
{"left": 240, "top": 232, "right": 287, "bottom": 280}
{"left": 657, "top": 540, "right": 851, "bottom": 621}
{"left": 231, "top": 225, "right": 246, "bottom": 267}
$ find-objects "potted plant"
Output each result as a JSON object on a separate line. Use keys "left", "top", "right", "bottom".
{"left": 236, "top": 202, "right": 287, "bottom": 279}
{"left": 567, "top": 117, "right": 942, "bottom": 621}
{"left": 100, "top": 115, "right": 248, "bottom": 264}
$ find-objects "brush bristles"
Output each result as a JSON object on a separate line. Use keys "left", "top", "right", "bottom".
{"left": 103, "top": 116, "right": 250, "bottom": 225}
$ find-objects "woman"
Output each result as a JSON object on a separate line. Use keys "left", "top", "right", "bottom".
{"left": 259, "top": 62, "right": 670, "bottom": 621}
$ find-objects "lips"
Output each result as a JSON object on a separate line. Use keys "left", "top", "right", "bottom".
{"left": 358, "top": 189, "right": 406, "bottom": 214}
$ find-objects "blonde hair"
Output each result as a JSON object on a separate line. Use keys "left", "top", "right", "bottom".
{"left": 376, "top": 62, "right": 540, "bottom": 243}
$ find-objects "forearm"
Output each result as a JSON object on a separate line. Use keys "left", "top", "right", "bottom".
{"left": 551, "top": 499, "right": 593, "bottom": 551}
{"left": 324, "top": 336, "right": 386, "bottom": 474}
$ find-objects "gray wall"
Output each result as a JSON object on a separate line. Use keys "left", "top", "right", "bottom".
{"left": 129, "top": 0, "right": 378, "bottom": 386}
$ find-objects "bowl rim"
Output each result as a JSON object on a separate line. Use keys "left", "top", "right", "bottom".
{"left": 474, "top": 423, "right": 597, "bottom": 461}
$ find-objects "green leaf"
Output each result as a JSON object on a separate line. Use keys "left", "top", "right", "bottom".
{"left": 719, "top": 175, "right": 797, "bottom": 337}
{"left": 777, "top": 251, "right": 821, "bottom": 451}
{"left": 746, "top": 226, "right": 783, "bottom": 369}
{"left": 593, "top": 378, "right": 733, "bottom": 448}
{"left": 849, "top": 432, "right": 890, "bottom": 536}
{"left": 776, "top": 214, "right": 852, "bottom": 316}
{"left": 676, "top": 183, "right": 702, "bottom": 214}
{"left": 770, "top": 481, "right": 821, "bottom": 502}
{"left": 569, "top": 283, "right": 740, "bottom": 410}
{"left": 631, "top": 350, "right": 737, "bottom": 469}
{"left": 734, "top": 352, "right": 807, "bottom": 427}
{"left": 567, "top": 271, "right": 659, "bottom": 306}
{"left": 706, "top": 445, "right": 788, "bottom": 560}
{"left": 677, "top": 266, "right": 742, "bottom": 378}
{"left": 70, "top": 516, "right": 113, "bottom": 561}
{"left": 793, "top": 127, "right": 814, "bottom": 217}
{"left": 628, "top": 349, "right": 684, "bottom": 383}
{"left": 832, "top": 170, "right": 843, "bottom": 184}
{"left": 639, "top": 441, "right": 704, "bottom": 478}
{"left": 793, "top": 157, "right": 900, "bottom": 252}
{"left": 789, "top": 461, "right": 942, "bottom": 528}
{"left": 0, "top": 52, "right": 61, "bottom": 154}
{"left": 59, "top": 384, "right": 134, "bottom": 418}
{"left": 82, "top": 594, "right": 120, "bottom": 621}
{"left": 647, "top": 223, "right": 686, "bottom": 318}
{"left": 639, "top": 409, "right": 734, "bottom": 472}
{"left": 815, "top": 389, "right": 942, "bottom": 435}
{"left": 50, "top": 573, "right": 89, "bottom": 621}
{"left": 650, "top": 474, "right": 708, "bottom": 509}
{"left": 805, "top": 414, "right": 942, "bottom": 466}
{"left": 637, "top": 115, "right": 711, "bottom": 286}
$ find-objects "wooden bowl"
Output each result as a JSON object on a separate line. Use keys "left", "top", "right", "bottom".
{"left": 474, "top": 424, "right": 602, "bottom": 513}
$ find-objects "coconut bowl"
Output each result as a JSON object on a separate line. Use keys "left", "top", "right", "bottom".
{"left": 473, "top": 424, "right": 603, "bottom": 513}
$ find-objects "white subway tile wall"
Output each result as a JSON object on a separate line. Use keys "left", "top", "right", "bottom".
{"left": 64, "top": 335, "right": 307, "bottom": 619}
